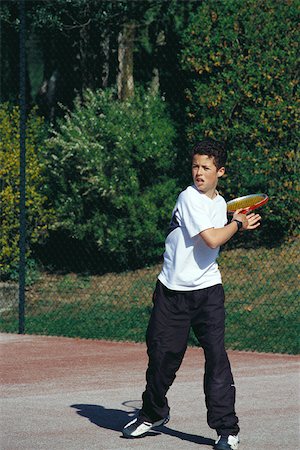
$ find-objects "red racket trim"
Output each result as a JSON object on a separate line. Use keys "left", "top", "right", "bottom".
{"left": 227, "top": 193, "right": 268, "bottom": 214}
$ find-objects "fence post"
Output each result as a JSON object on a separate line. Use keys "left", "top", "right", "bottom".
{"left": 18, "top": 0, "right": 26, "bottom": 334}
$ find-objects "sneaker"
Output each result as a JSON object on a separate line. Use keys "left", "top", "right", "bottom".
{"left": 214, "top": 434, "right": 239, "bottom": 450}
{"left": 122, "top": 414, "right": 169, "bottom": 438}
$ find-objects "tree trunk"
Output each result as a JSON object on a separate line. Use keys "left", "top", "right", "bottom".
{"left": 80, "top": 19, "right": 92, "bottom": 91}
{"left": 117, "top": 22, "right": 135, "bottom": 100}
{"left": 150, "top": 68, "right": 160, "bottom": 95}
{"left": 150, "top": 30, "right": 166, "bottom": 96}
{"left": 101, "top": 33, "right": 110, "bottom": 88}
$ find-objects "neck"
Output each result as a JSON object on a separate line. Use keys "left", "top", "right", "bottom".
{"left": 202, "top": 188, "right": 218, "bottom": 199}
{"left": 207, "top": 190, "right": 217, "bottom": 199}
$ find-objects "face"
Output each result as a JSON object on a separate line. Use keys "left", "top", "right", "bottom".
{"left": 192, "top": 154, "right": 225, "bottom": 197}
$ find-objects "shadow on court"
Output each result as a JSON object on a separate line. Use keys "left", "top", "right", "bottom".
{"left": 71, "top": 403, "right": 134, "bottom": 434}
{"left": 71, "top": 403, "right": 215, "bottom": 446}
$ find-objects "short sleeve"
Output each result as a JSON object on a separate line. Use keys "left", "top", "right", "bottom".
{"left": 177, "top": 190, "right": 213, "bottom": 238}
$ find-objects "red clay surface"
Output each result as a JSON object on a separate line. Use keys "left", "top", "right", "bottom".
{"left": 1, "top": 333, "right": 299, "bottom": 450}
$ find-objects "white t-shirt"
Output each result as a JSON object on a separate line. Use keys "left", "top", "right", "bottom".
{"left": 158, "top": 184, "right": 227, "bottom": 291}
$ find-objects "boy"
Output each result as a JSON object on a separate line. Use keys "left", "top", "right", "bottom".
{"left": 122, "top": 139, "right": 261, "bottom": 450}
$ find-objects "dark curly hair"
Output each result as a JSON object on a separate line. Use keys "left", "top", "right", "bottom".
{"left": 191, "top": 138, "right": 227, "bottom": 169}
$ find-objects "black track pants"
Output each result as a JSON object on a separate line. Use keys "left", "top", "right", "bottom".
{"left": 141, "top": 280, "right": 239, "bottom": 436}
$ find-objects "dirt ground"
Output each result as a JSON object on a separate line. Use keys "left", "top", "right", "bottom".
{"left": 1, "top": 333, "right": 299, "bottom": 450}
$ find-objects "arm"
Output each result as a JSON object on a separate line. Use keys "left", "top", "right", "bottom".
{"left": 200, "top": 210, "right": 261, "bottom": 249}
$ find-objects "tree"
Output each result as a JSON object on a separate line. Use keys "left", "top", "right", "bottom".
{"left": 181, "top": 0, "right": 299, "bottom": 245}
{"left": 42, "top": 88, "right": 178, "bottom": 272}
{"left": 2, "top": 0, "right": 200, "bottom": 117}
{"left": 0, "top": 0, "right": 32, "bottom": 106}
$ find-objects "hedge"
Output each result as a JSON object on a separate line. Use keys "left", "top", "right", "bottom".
{"left": 181, "top": 0, "right": 299, "bottom": 245}
{"left": 0, "top": 104, "right": 54, "bottom": 280}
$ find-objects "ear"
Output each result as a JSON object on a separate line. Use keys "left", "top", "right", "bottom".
{"left": 217, "top": 167, "right": 225, "bottom": 178}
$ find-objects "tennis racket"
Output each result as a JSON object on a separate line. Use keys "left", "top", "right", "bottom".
{"left": 227, "top": 193, "right": 268, "bottom": 214}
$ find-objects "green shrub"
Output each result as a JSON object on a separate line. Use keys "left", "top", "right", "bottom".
{"left": 181, "top": 0, "right": 299, "bottom": 245}
{"left": 0, "top": 104, "right": 54, "bottom": 280}
{"left": 44, "top": 88, "right": 178, "bottom": 270}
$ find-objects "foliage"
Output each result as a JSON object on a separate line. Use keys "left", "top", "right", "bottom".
{"left": 44, "top": 88, "right": 178, "bottom": 271}
{"left": 1, "top": 0, "right": 199, "bottom": 129}
{"left": 182, "top": 0, "right": 299, "bottom": 245}
{"left": 0, "top": 104, "right": 54, "bottom": 280}
{"left": 0, "top": 1, "right": 21, "bottom": 103}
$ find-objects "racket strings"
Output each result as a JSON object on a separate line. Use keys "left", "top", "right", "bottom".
{"left": 227, "top": 194, "right": 267, "bottom": 212}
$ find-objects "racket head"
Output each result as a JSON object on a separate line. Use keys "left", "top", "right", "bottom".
{"left": 227, "top": 193, "right": 268, "bottom": 214}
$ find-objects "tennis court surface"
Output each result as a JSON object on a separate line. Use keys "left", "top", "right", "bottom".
{"left": 1, "top": 333, "right": 299, "bottom": 450}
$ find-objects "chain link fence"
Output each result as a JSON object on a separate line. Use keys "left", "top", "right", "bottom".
{"left": 1, "top": 0, "right": 299, "bottom": 354}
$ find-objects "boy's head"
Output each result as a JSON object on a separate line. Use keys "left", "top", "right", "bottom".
{"left": 191, "top": 138, "right": 227, "bottom": 170}
{"left": 191, "top": 138, "right": 226, "bottom": 196}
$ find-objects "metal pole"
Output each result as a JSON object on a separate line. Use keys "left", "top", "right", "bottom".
{"left": 19, "top": 0, "right": 26, "bottom": 334}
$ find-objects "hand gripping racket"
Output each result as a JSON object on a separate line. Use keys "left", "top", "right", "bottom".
{"left": 227, "top": 193, "right": 268, "bottom": 214}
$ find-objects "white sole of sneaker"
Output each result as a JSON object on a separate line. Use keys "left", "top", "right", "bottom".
{"left": 122, "top": 416, "right": 169, "bottom": 438}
